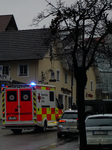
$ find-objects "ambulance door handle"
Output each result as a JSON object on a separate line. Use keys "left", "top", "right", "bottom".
{"left": 17, "top": 106, "right": 21, "bottom": 108}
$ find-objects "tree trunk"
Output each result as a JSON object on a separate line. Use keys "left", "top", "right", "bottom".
{"left": 74, "top": 68, "right": 87, "bottom": 150}
{"left": 77, "top": 80, "right": 87, "bottom": 150}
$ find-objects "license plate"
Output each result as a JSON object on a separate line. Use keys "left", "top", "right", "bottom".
{"left": 66, "top": 128, "right": 75, "bottom": 132}
{"left": 93, "top": 131, "right": 108, "bottom": 135}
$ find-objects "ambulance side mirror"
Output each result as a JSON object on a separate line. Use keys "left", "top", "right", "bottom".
{"left": 60, "top": 104, "right": 63, "bottom": 109}
{"left": 58, "top": 103, "right": 63, "bottom": 110}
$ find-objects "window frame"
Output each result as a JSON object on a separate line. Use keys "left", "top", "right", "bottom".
{"left": 18, "top": 64, "right": 29, "bottom": 77}
{"left": 56, "top": 69, "right": 60, "bottom": 81}
{"left": 3, "top": 65, "right": 9, "bottom": 76}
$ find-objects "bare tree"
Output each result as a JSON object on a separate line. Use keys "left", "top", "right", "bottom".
{"left": 33, "top": 0, "right": 112, "bottom": 149}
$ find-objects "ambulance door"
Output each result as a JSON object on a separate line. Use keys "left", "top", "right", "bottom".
{"left": 6, "top": 89, "right": 19, "bottom": 121}
{"left": 19, "top": 88, "right": 33, "bottom": 121}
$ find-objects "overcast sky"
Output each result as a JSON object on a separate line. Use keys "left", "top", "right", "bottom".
{"left": 0, "top": 0, "right": 75, "bottom": 30}
{"left": 0, "top": 0, "right": 112, "bottom": 30}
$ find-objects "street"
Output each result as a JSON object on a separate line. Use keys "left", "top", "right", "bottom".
{"left": 0, "top": 120, "right": 79, "bottom": 150}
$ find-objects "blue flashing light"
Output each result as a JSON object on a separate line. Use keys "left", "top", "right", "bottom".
{"left": 1, "top": 84, "right": 4, "bottom": 87}
{"left": 30, "top": 82, "right": 36, "bottom": 86}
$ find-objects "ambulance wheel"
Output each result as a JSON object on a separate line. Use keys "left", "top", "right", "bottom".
{"left": 42, "top": 121, "right": 47, "bottom": 132}
{"left": 11, "top": 129, "right": 22, "bottom": 134}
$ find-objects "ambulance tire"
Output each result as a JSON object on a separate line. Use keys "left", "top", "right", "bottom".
{"left": 42, "top": 121, "right": 47, "bottom": 132}
{"left": 11, "top": 129, "right": 22, "bottom": 134}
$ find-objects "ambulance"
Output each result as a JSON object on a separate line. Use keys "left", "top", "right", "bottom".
{"left": 1, "top": 84, "right": 63, "bottom": 134}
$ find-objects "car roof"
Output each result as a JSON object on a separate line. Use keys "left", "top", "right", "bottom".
{"left": 63, "top": 109, "right": 78, "bottom": 113}
{"left": 86, "top": 114, "right": 112, "bottom": 119}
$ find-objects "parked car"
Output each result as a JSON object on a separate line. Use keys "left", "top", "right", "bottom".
{"left": 85, "top": 114, "right": 112, "bottom": 149}
{"left": 57, "top": 109, "right": 78, "bottom": 138}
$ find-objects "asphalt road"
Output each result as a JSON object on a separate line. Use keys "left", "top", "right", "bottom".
{"left": 0, "top": 120, "right": 79, "bottom": 150}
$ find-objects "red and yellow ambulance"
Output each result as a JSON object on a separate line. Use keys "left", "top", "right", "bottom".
{"left": 2, "top": 84, "right": 63, "bottom": 134}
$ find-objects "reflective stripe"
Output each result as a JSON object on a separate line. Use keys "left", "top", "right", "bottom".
{"left": 55, "top": 108, "right": 59, "bottom": 114}
{"left": 47, "top": 108, "right": 51, "bottom": 114}
{"left": 33, "top": 91, "right": 36, "bottom": 122}
{"left": 36, "top": 107, "right": 63, "bottom": 122}
{"left": 50, "top": 88, "right": 55, "bottom": 91}
{"left": 51, "top": 114, "right": 55, "bottom": 120}
{"left": 41, "top": 87, "right": 46, "bottom": 90}
{"left": 2, "top": 92, "right": 5, "bottom": 124}
{"left": 37, "top": 108, "right": 42, "bottom": 114}
{"left": 42, "top": 114, "right": 47, "bottom": 121}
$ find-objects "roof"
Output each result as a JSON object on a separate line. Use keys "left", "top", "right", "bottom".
{"left": 0, "top": 15, "right": 18, "bottom": 32}
{"left": 0, "top": 29, "right": 51, "bottom": 61}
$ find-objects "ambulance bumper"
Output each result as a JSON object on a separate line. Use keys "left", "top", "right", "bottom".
{"left": 48, "top": 121, "right": 58, "bottom": 127}
{"left": 2, "top": 121, "right": 37, "bottom": 129}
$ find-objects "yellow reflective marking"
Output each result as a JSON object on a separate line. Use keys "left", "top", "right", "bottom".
{"left": 42, "top": 114, "right": 47, "bottom": 121}
{"left": 34, "top": 120, "right": 37, "bottom": 123}
{"left": 41, "top": 87, "right": 46, "bottom": 90}
{"left": 2, "top": 121, "right": 5, "bottom": 124}
{"left": 47, "top": 108, "right": 51, "bottom": 114}
{"left": 51, "top": 114, "right": 55, "bottom": 120}
{"left": 37, "top": 108, "right": 42, "bottom": 114}
{"left": 50, "top": 88, "right": 55, "bottom": 91}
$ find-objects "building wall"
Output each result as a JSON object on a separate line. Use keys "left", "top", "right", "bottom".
{"left": 38, "top": 56, "right": 76, "bottom": 111}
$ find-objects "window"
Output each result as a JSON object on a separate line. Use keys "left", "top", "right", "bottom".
{"left": 86, "top": 117, "right": 112, "bottom": 127}
{"left": 7, "top": 91, "right": 17, "bottom": 102}
{"left": 62, "top": 112, "right": 78, "bottom": 119}
{"left": 50, "top": 91, "right": 54, "bottom": 101}
{"left": 3, "top": 66, "right": 9, "bottom": 75}
{"left": 65, "top": 73, "right": 67, "bottom": 83}
{"left": 21, "top": 90, "right": 31, "bottom": 101}
{"left": 57, "top": 70, "right": 60, "bottom": 81}
{"left": 91, "top": 81, "right": 93, "bottom": 91}
{"left": 19, "top": 65, "right": 28, "bottom": 76}
{"left": 51, "top": 71, "right": 55, "bottom": 79}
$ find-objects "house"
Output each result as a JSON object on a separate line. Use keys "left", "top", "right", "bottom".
{"left": 0, "top": 15, "right": 97, "bottom": 119}
{"left": 0, "top": 28, "right": 97, "bottom": 119}
{"left": 0, "top": 14, "right": 18, "bottom": 32}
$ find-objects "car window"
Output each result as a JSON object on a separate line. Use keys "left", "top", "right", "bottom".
{"left": 86, "top": 117, "right": 112, "bottom": 127}
{"left": 61, "top": 112, "right": 78, "bottom": 119}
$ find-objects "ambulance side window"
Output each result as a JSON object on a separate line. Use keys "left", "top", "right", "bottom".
{"left": 50, "top": 91, "right": 54, "bottom": 101}
{"left": 7, "top": 91, "right": 17, "bottom": 102}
